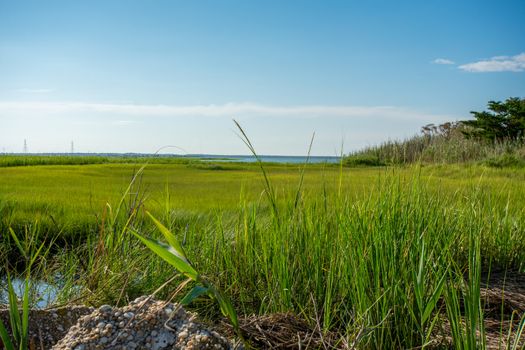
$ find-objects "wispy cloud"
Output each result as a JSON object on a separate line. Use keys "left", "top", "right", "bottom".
{"left": 0, "top": 101, "right": 453, "bottom": 123}
{"left": 112, "top": 120, "right": 142, "bottom": 126}
{"left": 458, "top": 53, "right": 525, "bottom": 72}
{"left": 432, "top": 58, "right": 455, "bottom": 65}
{"left": 14, "top": 88, "right": 55, "bottom": 94}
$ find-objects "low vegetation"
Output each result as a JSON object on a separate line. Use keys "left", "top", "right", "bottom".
{"left": 0, "top": 155, "right": 197, "bottom": 168}
{"left": 1, "top": 156, "right": 524, "bottom": 348}
{"left": 345, "top": 97, "right": 525, "bottom": 166}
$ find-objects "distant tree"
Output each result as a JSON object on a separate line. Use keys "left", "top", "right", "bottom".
{"left": 461, "top": 97, "right": 525, "bottom": 141}
{"left": 421, "top": 121, "right": 462, "bottom": 139}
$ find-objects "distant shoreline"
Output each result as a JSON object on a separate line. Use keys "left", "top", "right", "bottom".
{"left": 0, "top": 153, "right": 341, "bottom": 164}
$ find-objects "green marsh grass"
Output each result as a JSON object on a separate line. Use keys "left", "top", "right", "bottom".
{"left": 1, "top": 156, "right": 525, "bottom": 348}
{"left": 0, "top": 224, "right": 53, "bottom": 350}
{"left": 0, "top": 154, "right": 197, "bottom": 168}
{"left": 345, "top": 130, "right": 525, "bottom": 167}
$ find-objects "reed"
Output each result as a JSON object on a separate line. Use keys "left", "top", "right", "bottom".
{"left": 345, "top": 131, "right": 525, "bottom": 166}
{"left": 0, "top": 225, "right": 51, "bottom": 350}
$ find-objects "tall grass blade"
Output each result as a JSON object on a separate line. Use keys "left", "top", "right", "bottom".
{"left": 0, "top": 320, "right": 15, "bottom": 350}
{"left": 509, "top": 313, "right": 525, "bottom": 350}
{"left": 422, "top": 273, "right": 445, "bottom": 324}
{"left": 6, "top": 276, "right": 21, "bottom": 345}
{"left": 233, "top": 119, "right": 279, "bottom": 221}
{"left": 294, "top": 132, "right": 315, "bottom": 209}
{"left": 20, "top": 278, "right": 29, "bottom": 350}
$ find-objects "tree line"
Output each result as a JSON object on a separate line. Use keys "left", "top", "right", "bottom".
{"left": 423, "top": 97, "right": 525, "bottom": 142}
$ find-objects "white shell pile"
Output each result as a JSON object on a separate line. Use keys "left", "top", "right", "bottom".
{"left": 52, "top": 296, "right": 231, "bottom": 350}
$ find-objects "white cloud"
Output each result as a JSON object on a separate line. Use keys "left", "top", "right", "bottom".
{"left": 0, "top": 101, "right": 452, "bottom": 123}
{"left": 112, "top": 120, "right": 142, "bottom": 126}
{"left": 433, "top": 58, "right": 455, "bottom": 65}
{"left": 458, "top": 53, "right": 525, "bottom": 72}
{"left": 14, "top": 88, "right": 55, "bottom": 94}
{"left": 0, "top": 101, "right": 460, "bottom": 155}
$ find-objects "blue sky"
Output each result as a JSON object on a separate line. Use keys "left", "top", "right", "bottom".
{"left": 1, "top": 0, "right": 524, "bottom": 155}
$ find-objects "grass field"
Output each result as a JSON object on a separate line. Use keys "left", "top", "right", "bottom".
{"left": 1, "top": 157, "right": 525, "bottom": 348}
{"left": 1, "top": 161, "right": 524, "bottom": 234}
{"left": 0, "top": 161, "right": 345, "bottom": 235}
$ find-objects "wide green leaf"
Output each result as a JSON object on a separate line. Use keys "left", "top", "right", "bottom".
{"left": 146, "top": 211, "right": 189, "bottom": 261}
{"left": 131, "top": 231, "right": 198, "bottom": 280}
{"left": 135, "top": 213, "right": 240, "bottom": 337}
{"left": 181, "top": 285, "right": 209, "bottom": 306}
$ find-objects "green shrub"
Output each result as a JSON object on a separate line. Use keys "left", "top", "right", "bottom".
{"left": 484, "top": 154, "right": 525, "bottom": 168}
{"left": 344, "top": 154, "right": 385, "bottom": 167}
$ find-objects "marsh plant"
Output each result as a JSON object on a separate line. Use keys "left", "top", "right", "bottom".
{"left": 132, "top": 211, "right": 239, "bottom": 332}
{"left": 0, "top": 225, "right": 52, "bottom": 350}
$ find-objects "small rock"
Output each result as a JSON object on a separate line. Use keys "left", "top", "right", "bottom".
{"left": 133, "top": 295, "right": 148, "bottom": 304}
{"left": 99, "top": 305, "right": 112, "bottom": 313}
{"left": 178, "top": 330, "right": 188, "bottom": 340}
